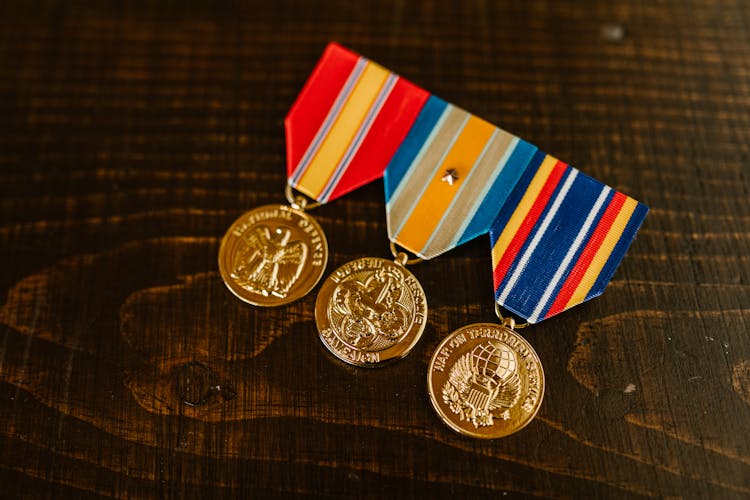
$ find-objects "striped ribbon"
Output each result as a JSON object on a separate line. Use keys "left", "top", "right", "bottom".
{"left": 285, "top": 43, "right": 429, "bottom": 203}
{"left": 384, "top": 97, "right": 537, "bottom": 259}
{"left": 286, "top": 43, "right": 647, "bottom": 321}
{"left": 489, "top": 154, "right": 648, "bottom": 323}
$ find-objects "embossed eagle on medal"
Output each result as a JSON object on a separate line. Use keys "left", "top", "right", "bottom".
{"left": 427, "top": 323, "right": 545, "bottom": 439}
{"left": 330, "top": 265, "right": 411, "bottom": 350}
{"left": 315, "top": 256, "right": 427, "bottom": 367}
{"left": 230, "top": 225, "right": 308, "bottom": 299}
{"left": 218, "top": 204, "right": 328, "bottom": 307}
{"left": 442, "top": 341, "right": 521, "bottom": 428}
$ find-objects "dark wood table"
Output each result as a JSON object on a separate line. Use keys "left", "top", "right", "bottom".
{"left": 1, "top": 1, "right": 749, "bottom": 498}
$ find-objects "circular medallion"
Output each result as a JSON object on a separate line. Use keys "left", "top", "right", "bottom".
{"left": 218, "top": 205, "right": 328, "bottom": 306}
{"left": 427, "top": 323, "right": 544, "bottom": 438}
{"left": 315, "top": 257, "right": 428, "bottom": 367}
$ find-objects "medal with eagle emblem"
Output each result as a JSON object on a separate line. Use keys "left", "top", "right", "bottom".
{"left": 315, "top": 250, "right": 427, "bottom": 367}
{"left": 218, "top": 197, "right": 328, "bottom": 306}
{"left": 427, "top": 318, "right": 544, "bottom": 439}
{"left": 219, "top": 43, "right": 430, "bottom": 306}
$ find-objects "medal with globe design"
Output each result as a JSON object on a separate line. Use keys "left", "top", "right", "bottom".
{"left": 441, "top": 341, "right": 522, "bottom": 428}
{"left": 428, "top": 323, "right": 544, "bottom": 439}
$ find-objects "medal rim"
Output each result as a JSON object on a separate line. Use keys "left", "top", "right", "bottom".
{"left": 315, "top": 256, "right": 428, "bottom": 367}
{"left": 218, "top": 204, "right": 328, "bottom": 307}
{"left": 427, "top": 322, "right": 545, "bottom": 439}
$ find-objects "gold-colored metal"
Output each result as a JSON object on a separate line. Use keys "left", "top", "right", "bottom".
{"left": 440, "top": 168, "right": 459, "bottom": 186}
{"left": 285, "top": 183, "right": 321, "bottom": 211}
{"left": 218, "top": 204, "right": 328, "bottom": 306}
{"left": 315, "top": 256, "right": 427, "bottom": 366}
{"left": 494, "top": 302, "right": 528, "bottom": 330}
{"left": 393, "top": 252, "right": 409, "bottom": 266}
{"left": 388, "top": 241, "right": 423, "bottom": 266}
{"left": 427, "top": 323, "right": 544, "bottom": 438}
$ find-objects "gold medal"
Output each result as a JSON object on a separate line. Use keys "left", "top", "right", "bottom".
{"left": 315, "top": 248, "right": 427, "bottom": 367}
{"left": 270, "top": 42, "right": 645, "bottom": 440}
{"left": 427, "top": 315, "right": 544, "bottom": 439}
{"left": 218, "top": 188, "right": 328, "bottom": 306}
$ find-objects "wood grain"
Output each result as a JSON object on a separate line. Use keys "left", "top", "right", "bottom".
{"left": 1, "top": 1, "right": 749, "bottom": 498}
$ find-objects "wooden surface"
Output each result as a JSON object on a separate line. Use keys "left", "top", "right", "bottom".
{"left": 1, "top": 1, "right": 749, "bottom": 498}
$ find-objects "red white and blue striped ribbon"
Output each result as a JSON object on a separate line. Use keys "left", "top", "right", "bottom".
{"left": 489, "top": 152, "right": 648, "bottom": 323}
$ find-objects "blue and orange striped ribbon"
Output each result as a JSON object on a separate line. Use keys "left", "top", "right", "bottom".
{"left": 384, "top": 97, "right": 537, "bottom": 259}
